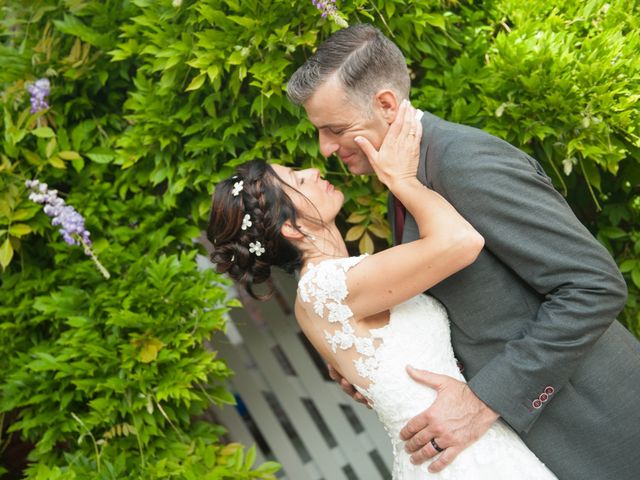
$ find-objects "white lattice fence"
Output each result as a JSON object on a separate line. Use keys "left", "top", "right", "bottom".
{"left": 210, "top": 269, "right": 393, "bottom": 480}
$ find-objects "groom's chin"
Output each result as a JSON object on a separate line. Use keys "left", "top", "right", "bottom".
{"left": 344, "top": 159, "right": 374, "bottom": 176}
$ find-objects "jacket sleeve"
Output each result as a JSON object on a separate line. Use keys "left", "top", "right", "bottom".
{"left": 430, "top": 132, "right": 628, "bottom": 433}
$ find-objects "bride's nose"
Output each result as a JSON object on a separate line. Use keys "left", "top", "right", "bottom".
{"left": 303, "top": 168, "right": 321, "bottom": 182}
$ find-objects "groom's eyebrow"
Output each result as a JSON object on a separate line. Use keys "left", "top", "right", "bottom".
{"left": 317, "top": 122, "right": 348, "bottom": 129}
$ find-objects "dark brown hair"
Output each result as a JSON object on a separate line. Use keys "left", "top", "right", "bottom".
{"left": 207, "top": 160, "right": 304, "bottom": 299}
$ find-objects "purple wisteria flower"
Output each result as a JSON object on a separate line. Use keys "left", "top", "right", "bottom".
{"left": 26, "top": 179, "right": 91, "bottom": 246}
{"left": 26, "top": 179, "right": 110, "bottom": 278}
{"left": 27, "top": 78, "right": 51, "bottom": 114}
{"left": 312, "top": 0, "right": 348, "bottom": 27}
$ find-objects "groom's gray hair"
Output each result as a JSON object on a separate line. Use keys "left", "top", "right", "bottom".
{"left": 287, "top": 24, "right": 410, "bottom": 114}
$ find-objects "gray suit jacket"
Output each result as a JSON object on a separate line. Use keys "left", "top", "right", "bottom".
{"left": 391, "top": 111, "right": 640, "bottom": 479}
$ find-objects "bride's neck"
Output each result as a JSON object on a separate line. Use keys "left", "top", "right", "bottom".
{"left": 299, "top": 223, "right": 349, "bottom": 269}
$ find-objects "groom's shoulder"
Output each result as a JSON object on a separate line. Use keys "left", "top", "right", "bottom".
{"left": 423, "top": 111, "right": 513, "bottom": 151}
{"left": 422, "top": 111, "right": 527, "bottom": 169}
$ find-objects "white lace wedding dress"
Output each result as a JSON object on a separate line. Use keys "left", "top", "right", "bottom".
{"left": 298, "top": 255, "right": 557, "bottom": 480}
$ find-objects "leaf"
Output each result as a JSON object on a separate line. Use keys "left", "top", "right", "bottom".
{"left": 620, "top": 260, "right": 636, "bottom": 273}
{"left": 243, "top": 444, "right": 256, "bottom": 470}
{"left": 0, "top": 238, "right": 13, "bottom": 268}
{"left": 346, "top": 212, "right": 367, "bottom": 224}
{"left": 139, "top": 338, "right": 164, "bottom": 363}
{"left": 8, "top": 223, "right": 31, "bottom": 237}
{"left": 45, "top": 137, "right": 57, "bottom": 158}
{"left": 48, "top": 156, "right": 66, "bottom": 169}
{"left": 52, "top": 14, "right": 110, "bottom": 49}
{"left": 368, "top": 223, "right": 389, "bottom": 239}
{"left": 424, "top": 13, "right": 446, "bottom": 30}
{"left": 185, "top": 73, "right": 206, "bottom": 92}
{"left": 254, "top": 461, "right": 281, "bottom": 474}
{"left": 632, "top": 268, "right": 640, "bottom": 290}
{"left": 359, "top": 232, "right": 374, "bottom": 254}
{"left": 227, "top": 15, "right": 257, "bottom": 28}
{"left": 32, "top": 127, "right": 55, "bottom": 138}
{"left": 581, "top": 159, "right": 601, "bottom": 192}
{"left": 66, "top": 316, "right": 90, "bottom": 327}
{"left": 345, "top": 224, "right": 365, "bottom": 241}
{"left": 599, "top": 227, "right": 627, "bottom": 239}
{"left": 11, "top": 209, "right": 36, "bottom": 221}
{"left": 71, "top": 157, "right": 85, "bottom": 172}
{"left": 86, "top": 147, "right": 114, "bottom": 164}
{"left": 58, "top": 150, "right": 82, "bottom": 160}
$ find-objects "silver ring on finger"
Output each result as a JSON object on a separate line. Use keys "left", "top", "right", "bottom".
{"left": 430, "top": 438, "right": 444, "bottom": 453}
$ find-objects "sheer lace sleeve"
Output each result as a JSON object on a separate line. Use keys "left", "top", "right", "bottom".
{"left": 297, "top": 255, "right": 385, "bottom": 385}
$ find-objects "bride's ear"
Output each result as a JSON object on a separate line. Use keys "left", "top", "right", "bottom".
{"left": 280, "top": 221, "right": 304, "bottom": 241}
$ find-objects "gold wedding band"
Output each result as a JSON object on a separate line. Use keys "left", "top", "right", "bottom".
{"left": 408, "top": 131, "right": 416, "bottom": 136}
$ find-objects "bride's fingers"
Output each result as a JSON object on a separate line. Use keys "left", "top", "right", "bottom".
{"left": 386, "top": 98, "right": 409, "bottom": 141}
{"left": 398, "top": 102, "right": 416, "bottom": 139}
{"left": 354, "top": 136, "right": 376, "bottom": 164}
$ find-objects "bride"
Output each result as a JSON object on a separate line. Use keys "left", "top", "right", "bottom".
{"left": 207, "top": 101, "right": 557, "bottom": 479}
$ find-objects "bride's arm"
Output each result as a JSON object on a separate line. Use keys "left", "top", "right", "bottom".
{"left": 347, "top": 100, "right": 484, "bottom": 319}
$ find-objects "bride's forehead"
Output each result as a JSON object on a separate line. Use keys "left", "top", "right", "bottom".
{"left": 271, "top": 164, "right": 294, "bottom": 181}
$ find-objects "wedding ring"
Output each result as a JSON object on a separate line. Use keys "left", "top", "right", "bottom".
{"left": 408, "top": 131, "right": 416, "bottom": 136}
{"left": 430, "top": 438, "right": 444, "bottom": 453}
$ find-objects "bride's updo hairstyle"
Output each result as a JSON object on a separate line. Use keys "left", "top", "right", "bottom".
{"left": 207, "top": 160, "right": 304, "bottom": 299}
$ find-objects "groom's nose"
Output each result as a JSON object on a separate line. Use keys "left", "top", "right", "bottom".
{"left": 318, "top": 131, "right": 339, "bottom": 158}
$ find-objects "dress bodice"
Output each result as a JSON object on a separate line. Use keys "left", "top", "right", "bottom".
{"left": 297, "top": 256, "right": 557, "bottom": 479}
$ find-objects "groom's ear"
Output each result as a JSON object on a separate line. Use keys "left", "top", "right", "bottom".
{"left": 373, "top": 89, "right": 400, "bottom": 124}
{"left": 280, "top": 221, "right": 304, "bottom": 241}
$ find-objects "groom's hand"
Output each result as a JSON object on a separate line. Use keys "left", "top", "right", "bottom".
{"left": 327, "top": 364, "right": 371, "bottom": 408}
{"left": 400, "top": 366, "right": 499, "bottom": 473}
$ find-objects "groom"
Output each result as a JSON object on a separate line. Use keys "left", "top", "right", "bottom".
{"left": 287, "top": 24, "right": 640, "bottom": 479}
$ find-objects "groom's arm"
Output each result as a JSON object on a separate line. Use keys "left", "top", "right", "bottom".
{"left": 432, "top": 132, "right": 627, "bottom": 434}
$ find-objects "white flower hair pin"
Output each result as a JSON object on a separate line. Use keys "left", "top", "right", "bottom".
{"left": 241, "top": 214, "right": 252, "bottom": 230}
{"left": 232, "top": 180, "right": 244, "bottom": 196}
{"left": 249, "top": 241, "right": 265, "bottom": 257}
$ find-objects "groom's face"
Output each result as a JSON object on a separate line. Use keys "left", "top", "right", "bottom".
{"left": 304, "top": 76, "right": 390, "bottom": 175}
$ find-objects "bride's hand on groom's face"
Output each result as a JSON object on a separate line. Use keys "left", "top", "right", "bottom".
{"left": 354, "top": 99, "right": 421, "bottom": 189}
{"left": 327, "top": 364, "right": 371, "bottom": 408}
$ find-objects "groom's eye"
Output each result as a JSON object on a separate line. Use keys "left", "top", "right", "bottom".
{"left": 329, "top": 127, "right": 344, "bottom": 135}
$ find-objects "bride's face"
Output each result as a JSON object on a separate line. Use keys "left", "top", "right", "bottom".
{"left": 271, "top": 164, "right": 344, "bottom": 227}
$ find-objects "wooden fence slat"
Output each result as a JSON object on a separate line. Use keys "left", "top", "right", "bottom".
{"left": 215, "top": 339, "right": 312, "bottom": 480}
{"left": 232, "top": 309, "right": 351, "bottom": 480}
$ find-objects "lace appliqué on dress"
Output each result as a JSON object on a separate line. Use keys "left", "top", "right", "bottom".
{"left": 298, "top": 255, "right": 381, "bottom": 380}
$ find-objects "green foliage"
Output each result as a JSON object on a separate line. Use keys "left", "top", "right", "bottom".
{"left": 471, "top": 0, "right": 640, "bottom": 335}
{"left": 0, "top": 0, "right": 279, "bottom": 477}
{"left": 0, "top": 0, "right": 638, "bottom": 476}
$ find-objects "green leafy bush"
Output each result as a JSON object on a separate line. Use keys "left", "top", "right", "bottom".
{"left": 473, "top": 0, "right": 640, "bottom": 334}
{"left": 0, "top": 0, "right": 638, "bottom": 476}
